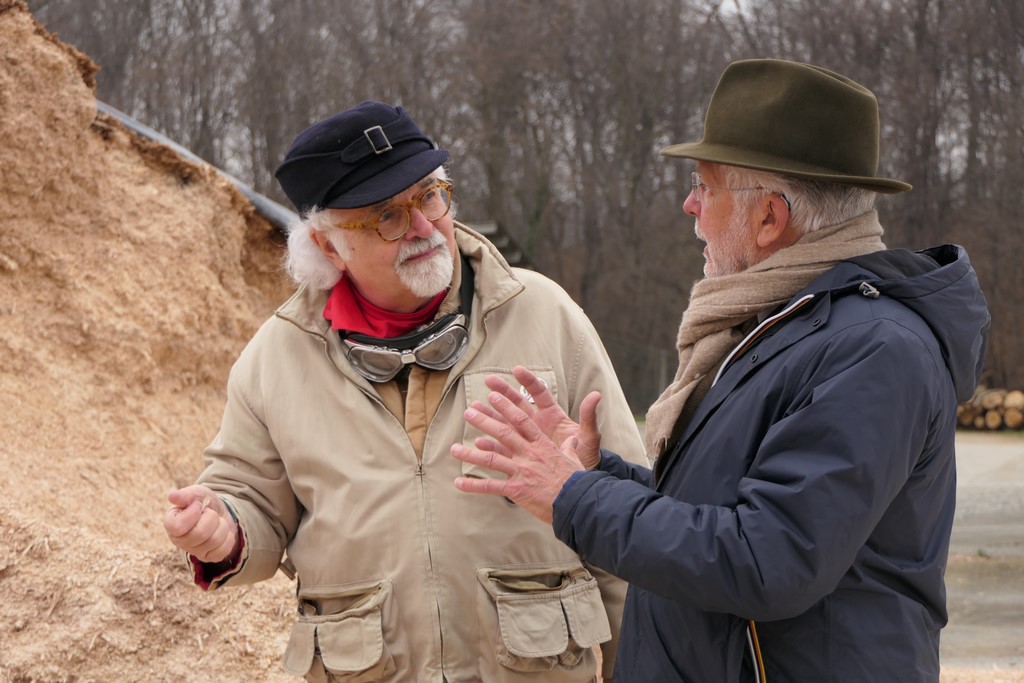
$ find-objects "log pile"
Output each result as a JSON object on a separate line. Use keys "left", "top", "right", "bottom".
{"left": 957, "top": 388, "right": 1024, "bottom": 431}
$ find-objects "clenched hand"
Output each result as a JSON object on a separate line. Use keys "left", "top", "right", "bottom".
{"left": 164, "top": 485, "right": 240, "bottom": 564}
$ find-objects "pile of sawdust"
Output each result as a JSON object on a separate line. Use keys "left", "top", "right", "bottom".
{"left": 0, "top": 2, "right": 294, "bottom": 680}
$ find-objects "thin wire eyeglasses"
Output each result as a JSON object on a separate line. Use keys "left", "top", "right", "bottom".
{"left": 690, "top": 171, "right": 792, "bottom": 212}
{"left": 335, "top": 179, "right": 454, "bottom": 241}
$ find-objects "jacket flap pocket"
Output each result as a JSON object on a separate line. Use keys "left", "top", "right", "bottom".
{"left": 318, "top": 611, "right": 385, "bottom": 672}
{"left": 562, "top": 580, "right": 611, "bottom": 648}
{"left": 282, "top": 621, "right": 316, "bottom": 676}
{"left": 496, "top": 592, "right": 569, "bottom": 658}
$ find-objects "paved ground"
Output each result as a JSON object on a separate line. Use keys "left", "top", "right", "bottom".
{"left": 942, "top": 431, "right": 1024, "bottom": 671}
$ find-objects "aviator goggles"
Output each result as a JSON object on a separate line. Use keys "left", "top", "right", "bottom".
{"left": 343, "top": 313, "right": 469, "bottom": 382}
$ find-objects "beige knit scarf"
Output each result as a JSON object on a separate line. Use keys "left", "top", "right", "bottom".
{"left": 644, "top": 210, "right": 887, "bottom": 461}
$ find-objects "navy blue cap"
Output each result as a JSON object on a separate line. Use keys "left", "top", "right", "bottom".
{"left": 274, "top": 100, "right": 450, "bottom": 212}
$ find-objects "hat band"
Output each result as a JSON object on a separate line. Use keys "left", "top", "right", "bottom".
{"left": 364, "top": 126, "right": 393, "bottom": 155}
{"left": 341, "top": 116, "right": 434, "bottom": 165}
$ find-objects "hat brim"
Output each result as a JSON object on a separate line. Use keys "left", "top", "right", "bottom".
{"left": 660, "top": 142, "right": 912, "bottom": 194}
{"left": 324, "top": 148, "right": 450, "bottom": 209}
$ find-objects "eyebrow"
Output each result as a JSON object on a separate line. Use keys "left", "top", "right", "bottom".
{"left": 368, "top": 176, "right": 438, "bottom": 212}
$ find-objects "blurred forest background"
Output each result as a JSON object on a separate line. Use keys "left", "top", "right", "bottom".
{"left": 28, "top": 0, "right": 1022, "bottom": 412}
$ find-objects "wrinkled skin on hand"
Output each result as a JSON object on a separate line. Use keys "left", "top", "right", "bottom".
{"left": 470, "top": 366, "right": 603, "bottom": 469}
{"left": 163, "top": 485, "right": 240, "bottom": 563}
{"left": 452, "top": 366, "right": 604, "bottom": 524}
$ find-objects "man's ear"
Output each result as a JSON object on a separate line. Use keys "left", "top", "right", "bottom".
{"left": 310, "top": 229, "right": 348, "bottom": 271}
{"left": 755, "top": 194, "right": 792, "bottom": 249}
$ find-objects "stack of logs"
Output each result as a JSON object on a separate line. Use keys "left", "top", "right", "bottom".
{"left": 957, "top": 388, "right": 1024, "bottom": 431}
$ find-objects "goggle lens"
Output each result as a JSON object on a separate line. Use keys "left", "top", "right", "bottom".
{"left": 415, "top": 328, "right": 469, "bottom": 369}
{"left": 346, "top": 346, "right": 406, "bottom": 382}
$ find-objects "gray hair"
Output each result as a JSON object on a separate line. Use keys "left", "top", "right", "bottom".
{"left": 283, "top": 166, "right": 453, "bottom": 290}
{"left": 717, "top": 164, "right": 877, "bottom": 235}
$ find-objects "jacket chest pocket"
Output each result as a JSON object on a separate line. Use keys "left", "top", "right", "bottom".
{"left": 476, "top": 564, "right": 609, "bottom": 680}
{"left": 283, "top": 579, "right": 404, "bottom": 682}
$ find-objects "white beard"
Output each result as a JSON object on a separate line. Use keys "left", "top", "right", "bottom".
{"left": 395, "top": 231, "right": 454, "bottom": 297}
{"left": 695, "top": 213, "right": 760, "bottom": 278}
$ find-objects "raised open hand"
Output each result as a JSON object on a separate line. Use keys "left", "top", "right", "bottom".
{"left": 453, "top": 381, "right": 604, "bottom": 523}
{"left": 470, "top": 366, "right": 604, "bottom": 469}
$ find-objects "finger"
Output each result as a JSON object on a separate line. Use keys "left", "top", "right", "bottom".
{"left": 568, "top": 391, "right": 603, "bottom": 469}
{"left": 464, "top": 405, "right": 531, "bottom": 451}
{"left": 190, "top": 532, "right": 226, "bottom": 561}
{"left": 579, "top": 391, "right": 602, "bottom": 431}
{"left": 512, "top": 366, "right": 558, "bottom": 408}
{"left": 167, "top": 485, "right": 206, "bottom": 509}
{"left": 577, "top": 391, "right": 603, "bottom": 447}
{"left": 164, "top": 498, "right": 206, "bottom": 539}
{"left": 167, "top": 485, "right": 227, "bottom": 519}
{"left": 188, "top": 508, "right": 235, "bottom": 560}
{"left": 473, "top": 436, "right": 513, "bottom": 457}
{"left": 469, "top": 400, "right": 506, "bottom": 423}
{"left": 484, "top": 375, "right": 535, "bottom": 412}
{"left": 454, "top": 475, "right": 511, "bottom": 496}
{"left": 190, "top": 518, "right": 234, "bottom": 561}
{"left": 189, "top": 505, "right": 223, "bottom": 544}
{"left": 482, "top": 374, "right": 519, "bottom": 397}
{"left": 450, "top": 443, "right": 516, "bottom": 477}
{"left": 485, "top": 391, "right": 548, "bottom": 444}
{"left": 202, "top": 531, "right": 238, "bottom": 564}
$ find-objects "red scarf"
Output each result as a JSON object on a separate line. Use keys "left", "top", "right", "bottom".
{"left": 323, "top": 275, "right": 446, "bottom": 338}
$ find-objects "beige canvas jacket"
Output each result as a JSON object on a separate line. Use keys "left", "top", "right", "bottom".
{"left": 195, "top": 224, "right": 646, "bottom": 682}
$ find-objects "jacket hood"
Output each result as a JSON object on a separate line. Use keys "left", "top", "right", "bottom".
{"left": 812, "top": 244, "right": 990, "bottom": 402}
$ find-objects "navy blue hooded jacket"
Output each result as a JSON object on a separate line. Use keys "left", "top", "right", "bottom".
{"left": 553, "top": 245, "right": 990, "bottom": 682}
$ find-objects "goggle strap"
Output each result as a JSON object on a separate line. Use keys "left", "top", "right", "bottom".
{"left": 344, "top": 312, "right": 460, "bottom": 349}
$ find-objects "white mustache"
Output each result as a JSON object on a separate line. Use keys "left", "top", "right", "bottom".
{"left": 397, "top": 230, "right": 445, "bottom": 265}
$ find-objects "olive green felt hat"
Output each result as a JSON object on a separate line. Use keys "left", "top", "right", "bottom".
{"left": 660, "top": 59, "right": 911, "bottom": 193}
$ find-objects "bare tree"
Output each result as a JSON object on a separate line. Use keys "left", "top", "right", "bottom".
{"left": 27, "top": 0, "right": 1024, "bottom": 402}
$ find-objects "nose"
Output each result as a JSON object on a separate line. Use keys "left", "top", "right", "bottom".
{"left": 405, "top": 207, "right": 435, "bottom": 238}
{"left": 683, "top": 191, "right": 700, "bottom": 218}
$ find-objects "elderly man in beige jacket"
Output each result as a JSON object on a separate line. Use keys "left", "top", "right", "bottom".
{"left": 162, "top": 100, "right": 644, "bottom": 683}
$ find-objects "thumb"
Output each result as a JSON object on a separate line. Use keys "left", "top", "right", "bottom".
{"left": 167, "top": 487, "right": 196, "bottom": 509}
{"left": 567, "top": 391, "right": 603, "bottom": 469}
{"left": 578, "top": 391, "right": 603, "bottom": 447}
{"left": 167, "top": 485, "right": 222, "bottom": 513}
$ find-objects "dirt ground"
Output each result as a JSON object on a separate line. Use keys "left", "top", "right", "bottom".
{"left": 0, "top": 2, "right": 1019, "bottom": 681}
{"left": 942, "top": 432, "right": 1024, "bottom": 682}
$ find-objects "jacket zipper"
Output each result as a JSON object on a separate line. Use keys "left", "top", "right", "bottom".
{"left": 712, "top": 294, "right": 817, "bottom": 387}
{"left": 747, "top": 620, "right": 767, "bottom": 682}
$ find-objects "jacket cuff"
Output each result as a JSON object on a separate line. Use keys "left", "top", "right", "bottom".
{"left": 552, "top": 469, "right": 611, "bottom": 551}
{"left": 188, "top": 534, "right": 246, "bottom": 590}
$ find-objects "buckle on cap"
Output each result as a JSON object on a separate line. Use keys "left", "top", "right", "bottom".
{"left": 363, "top": 125, "right": 393, "bottom": 155}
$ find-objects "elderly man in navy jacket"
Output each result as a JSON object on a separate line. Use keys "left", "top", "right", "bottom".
{"left": 452, "top": 59, "right": 990, "bottom": 682}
